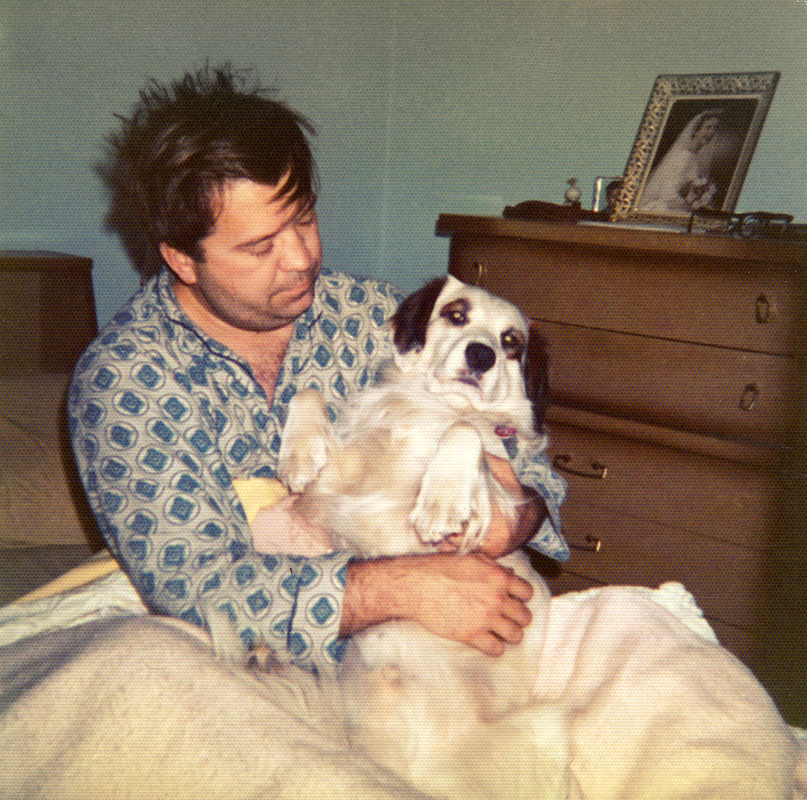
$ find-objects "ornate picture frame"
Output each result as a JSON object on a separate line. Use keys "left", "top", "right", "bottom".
{"left": 613, "top": 72, "right": 780, "bottom": 225}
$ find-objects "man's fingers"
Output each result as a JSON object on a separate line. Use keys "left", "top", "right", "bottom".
{"left": 471, "top": 632, "right": 507, "bottom": 657}
{"left": 494, "top": 615, "right": 527, "bottom": 646}
{"left": 503, "top": 595, "right": 532, "bottom": 629}
{"left": 472, "top": 612, "right": 527, "bottom": 654}
{"left": 503, "top": 569, "right": 534, "bottom": 602}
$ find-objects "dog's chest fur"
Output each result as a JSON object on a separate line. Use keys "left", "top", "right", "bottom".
{"left": 293, "top": 371, "right": 518, "bottom": 559}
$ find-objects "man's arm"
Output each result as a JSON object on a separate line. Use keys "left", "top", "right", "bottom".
{"left": 434, "top": 454, "right": 548, "bottom": 559}
{"left": 337, "top": 455, "right": 543, "bottom": 657}
{"left": 340, "top": 552, "right": 534, "bottom": 657}
{"left": 68, "top": 328, "right": 352, "bottom": 674}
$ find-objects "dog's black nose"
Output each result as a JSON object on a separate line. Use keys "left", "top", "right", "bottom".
{"left": 465, "top": 342, "right": 496, "bottom": 373}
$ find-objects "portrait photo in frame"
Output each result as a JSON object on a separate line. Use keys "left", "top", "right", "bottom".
{"left": 592, "top": 176, "right": 623, "bottom": 213}
{"left": 613, "top": 72, "right": 780, "bottom": 225}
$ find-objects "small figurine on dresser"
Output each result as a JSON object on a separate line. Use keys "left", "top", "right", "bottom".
{"left": 564, "top": 177, "right": 581, "bottom": 206}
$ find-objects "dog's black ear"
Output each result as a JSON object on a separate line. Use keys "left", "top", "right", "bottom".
{"left": 524, "top": 328, "right": 550, "bottom": 431}
{"left": 390, "top": 276, "right": 448, "bottom": 354}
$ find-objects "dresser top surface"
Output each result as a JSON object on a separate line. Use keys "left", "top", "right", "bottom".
{"left": 436, "top": 214, "right": 807, "bottom": 267}
{"left": 0, "top": 250, "right": 92, "bottom": 270}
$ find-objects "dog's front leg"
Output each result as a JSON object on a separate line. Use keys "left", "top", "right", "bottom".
{"left": 410, "top": 422, "right": 491, "bottom": 551}
{"left": 277, "top": 388, "right": 332, "bottom": 492}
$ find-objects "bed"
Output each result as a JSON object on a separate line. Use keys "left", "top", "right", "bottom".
{"left": 0, "top": 374, "right": 102, "bottom": 600}
{"left": 0, "top": 398, "right": 804, "bottom": 797}
{"left": 0, "top": 257, "right": 804, "bottom": 798}
{"left": 0, "top": 251, "right": 102, "bottom": 603}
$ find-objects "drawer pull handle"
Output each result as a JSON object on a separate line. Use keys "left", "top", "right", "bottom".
{"left": 739, "top": 383, "right": 759, "bottom": 411}
{"left": 755, "top": 294, "right": 773, "bottom": 324}
{"left": 569, "top": 535, "right": 602, "bottom": 553}
{"left": 470, "top": 261, "right": 486, "bottom": 286}
{"left": 552, "top": 454, "right": 608, "bottom": 480}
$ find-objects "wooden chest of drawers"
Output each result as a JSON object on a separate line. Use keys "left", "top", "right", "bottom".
{"left": 0, "top": 251, "right": 97, "bottom": 375}
{"left": 436, "top": 214, "right": 807, "bottom": 723}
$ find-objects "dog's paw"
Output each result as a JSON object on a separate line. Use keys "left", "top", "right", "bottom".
{"left": 410, "top": 423, "right": 491, "bottom": 550}
{"left": 410, "top": 486, "right": 490, "bottom": 549}
{"left": 278, "top": 435, "right": 329, "bottom": 492}
{"left": 277, "top": 389, "right": 331, "bottom": 492}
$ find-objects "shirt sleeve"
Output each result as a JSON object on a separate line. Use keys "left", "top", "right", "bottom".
{"left": 508, "top": 437, "right": 570, "bottom": 562}
{"left": 68, "top": 342, "right": 352, "bottom": 674}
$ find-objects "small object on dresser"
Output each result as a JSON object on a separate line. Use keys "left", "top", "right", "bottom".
{"left": 503, "top": 199, "right": 603, "bottom": 223}
{"left": 564, "top": 178, "right": 582, "bottom": 206}
{"left": 593, "top": 176, "right": 624, "bottom": 214}
{"left": 688, "top": 209, "right": 794, "bottom": 239}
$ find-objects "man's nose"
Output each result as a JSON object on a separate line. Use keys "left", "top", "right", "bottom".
{"left": 280, "top": 225, "right": 319, "bottom": 271}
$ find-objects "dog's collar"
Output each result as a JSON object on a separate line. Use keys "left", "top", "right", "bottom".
{"left": 494, "top": 424, "right": 518, "bottom": 438}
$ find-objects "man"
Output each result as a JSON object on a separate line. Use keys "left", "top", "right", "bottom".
{"left": 70, "top": 65, "right": 567, "bottom": 673}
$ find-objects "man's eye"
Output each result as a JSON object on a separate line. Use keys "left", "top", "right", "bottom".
{"left": 249, "top": 242, "right": 274, "bottom": 257}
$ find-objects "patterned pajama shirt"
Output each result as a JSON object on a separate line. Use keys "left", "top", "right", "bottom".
{"left": 69, "top": 268, "right": 568, "bottom": 674}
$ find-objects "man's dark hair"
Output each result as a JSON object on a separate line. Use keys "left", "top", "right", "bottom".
{"left": 99, "top": 64, "right": 318, "bottom": 276}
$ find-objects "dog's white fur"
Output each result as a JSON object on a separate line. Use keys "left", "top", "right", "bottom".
{"left": 277, "top": 274, "right": 543, "bottom": 557}
{"left": 254, "top": 276, "right": 804, "bottom": 799}
{"left": 265, "top": 275, "right": 565, "bottom": 796}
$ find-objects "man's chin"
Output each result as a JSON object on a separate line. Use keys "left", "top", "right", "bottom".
{"left": 283, "top": 270, "right": 319, "bottom": 303}
{"left": 281, "top": 282, "right": 316, "bottom": 314}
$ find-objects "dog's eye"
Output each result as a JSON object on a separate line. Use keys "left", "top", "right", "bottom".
{"left": 440, "top": 300, "right": 470, "bottom": 326}
{"left": 501, "top": 330, "right": 526, "bottom": 358}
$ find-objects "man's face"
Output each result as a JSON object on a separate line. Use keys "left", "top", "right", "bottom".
{"left": 169, "top": 179, "right": 322, "bottom": 332}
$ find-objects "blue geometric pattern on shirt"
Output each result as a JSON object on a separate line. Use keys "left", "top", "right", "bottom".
{"left": 70, "top": 267, "right": 570, "bottom": 674}
{"left": 307, "top": 594, "right": 339, "bottom": 627}
{"left": 68, "top": 268, "right": 401, "bottom": 674}
{"left": 324, "top": 635, "right": 349, "bottom": 664}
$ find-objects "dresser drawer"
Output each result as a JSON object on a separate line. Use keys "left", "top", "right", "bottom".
{"left": 556, "top": 502, "right": 766, "bottom": 645}
{"left": 449, "top": 235, "right": 805, "bottom": 355}
{"left": 545, "top": 416, "right": 779, "bottom": 551}
{"left": 542, "top": 417, "right": 774, "bottom": 670}
{"left": 535, "top": 320, "right": 802, "bottom": 442}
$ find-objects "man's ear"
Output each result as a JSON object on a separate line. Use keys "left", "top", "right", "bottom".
{"left": 159, "top": 242, "right": 199, "bottom": 285}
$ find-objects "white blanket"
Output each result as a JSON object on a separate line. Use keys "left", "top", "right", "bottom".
{"left": 0, "top": 569, "right": 804, "bottom": 799}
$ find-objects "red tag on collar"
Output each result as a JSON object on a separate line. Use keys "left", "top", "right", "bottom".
{"left": 494, "top": 424, "right": 517, "bottom": 438}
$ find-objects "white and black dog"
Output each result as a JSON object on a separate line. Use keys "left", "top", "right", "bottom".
{"left": 263, "top": 273, "right": 564, "bottom": 797}
{"left": 252, "top": 275, "right": 803, "bottom": 800}
{"left": 276, "top": 273, "right": 548, "bottom": 558}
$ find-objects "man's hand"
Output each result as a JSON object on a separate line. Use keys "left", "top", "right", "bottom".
{"left": 439, "top": 454, "right": 547, "bottom": 558}
{"left": 341, "top": 552, "right": 533, "bottom": 657}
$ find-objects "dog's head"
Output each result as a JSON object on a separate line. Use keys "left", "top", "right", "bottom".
{"left": 389, "top": 275, "right": 548, "bottom": 435}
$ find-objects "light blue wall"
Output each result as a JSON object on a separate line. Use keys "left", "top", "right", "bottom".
{"left": 2, "top": 0, "right": 805, "bottom": 326}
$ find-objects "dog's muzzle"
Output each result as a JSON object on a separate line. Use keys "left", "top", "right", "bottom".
{"left": 465, "top": 342, "right": 496, "bottom": 373}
